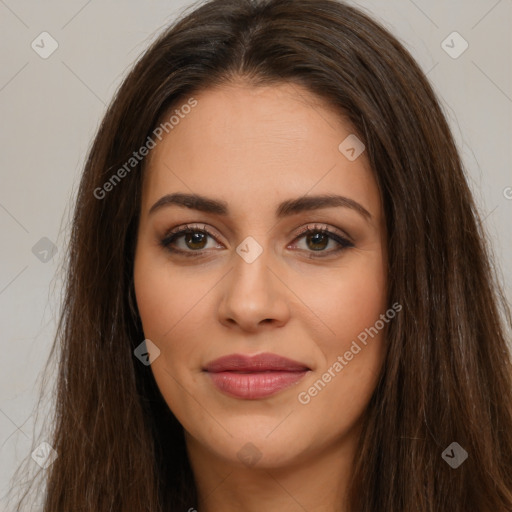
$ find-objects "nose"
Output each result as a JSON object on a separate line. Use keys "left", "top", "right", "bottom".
{"left": 217, "top": 244, "right": 291, "bottom": 333}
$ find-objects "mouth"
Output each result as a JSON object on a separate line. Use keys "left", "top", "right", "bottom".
{"left": 203, "top": 352, "right": 311, "bottom": 400}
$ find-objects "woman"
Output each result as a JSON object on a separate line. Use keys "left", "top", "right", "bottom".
{"left": 13, "top": 0, "right": 512, "bottom": 510}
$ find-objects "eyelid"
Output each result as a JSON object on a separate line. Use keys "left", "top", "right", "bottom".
{"left": 161, "top": 223, "right": 221, "bottom": 246}
{"left": 162, "top": 222, "right": 352, "bottom": 244}
{"left": 160, "top": 222, "right": 354, "bottom": 257}
{"left": 292, "top": 223, "right": 354, "bottom": 245}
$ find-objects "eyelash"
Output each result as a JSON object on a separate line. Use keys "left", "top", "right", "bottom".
{"left": 160, "top": 223, "right": 354, "bottom": 259}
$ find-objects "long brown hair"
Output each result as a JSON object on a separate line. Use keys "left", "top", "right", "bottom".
{"left": 11, "top": 0, "right": 512, "bottom": 510}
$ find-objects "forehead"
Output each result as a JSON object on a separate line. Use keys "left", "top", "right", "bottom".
{"left": 142, "top": 82, "right": 380, "bottom": 220}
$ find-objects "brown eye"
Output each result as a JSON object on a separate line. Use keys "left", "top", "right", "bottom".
{"left": 161, "top": 225, "right": 222, "bottom": 257}
{"left": 181, "top": 230, "right": 209, "bottom": 250}
{"left": 290, "top": 225, "right": 354, "bottom": 257}
{"left": 161, "top": 223, "right": 354, "bottom": 259}
{"left": 305, "top": 231, "right": 330, "bottom": 251}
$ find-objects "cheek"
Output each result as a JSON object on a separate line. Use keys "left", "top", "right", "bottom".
{"left": 337, "top": 268, "right": 386, "bottom": 338}
{"left": 294, "top": 252, "right": 387, "bottom": 414}
{"left": 300, "top": 251, "right": 387, "bottom": 346}
{"left": 134, "top": 249, "right": 200, "bottom": 339}
{"left": 133, "top": 249, "right": 215, "bottom": 391}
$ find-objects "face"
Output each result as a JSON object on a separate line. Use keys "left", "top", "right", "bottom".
{"left": 134, "top": 81, "right": 388, "bottom": 469}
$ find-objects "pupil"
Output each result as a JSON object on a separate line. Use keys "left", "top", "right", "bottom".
{"left": 186, "top": 232, "right": 206, "bottom": 249}
{"left": 183, "top": 231, "right": 329, "bottom": 251}
{"left": 308, "top": 232, "right": 327, "bottom": 251}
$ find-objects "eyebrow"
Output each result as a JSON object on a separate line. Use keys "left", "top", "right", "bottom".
{"left": 148, "top": 192, "right": 372, "bottom": 220}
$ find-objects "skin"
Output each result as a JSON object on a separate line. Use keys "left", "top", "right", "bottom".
{"left": 134, "top": 81, "right": 388, "bottom": 512}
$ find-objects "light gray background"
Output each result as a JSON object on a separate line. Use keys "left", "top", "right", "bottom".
{"left": 1, "top": 0, "right": 511, "bottom": 506}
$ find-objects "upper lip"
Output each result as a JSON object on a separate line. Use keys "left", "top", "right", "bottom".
{"left": 204, "top": 352, "right": 310, "bottom": 373}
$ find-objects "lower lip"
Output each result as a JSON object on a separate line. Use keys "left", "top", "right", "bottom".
{"left": 206, "top": 370, "right": 308, "bottom": 399}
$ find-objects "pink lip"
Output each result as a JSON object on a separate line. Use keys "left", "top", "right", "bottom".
{"left": 203, "top": 353, "right": 310, "bottom": 400}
